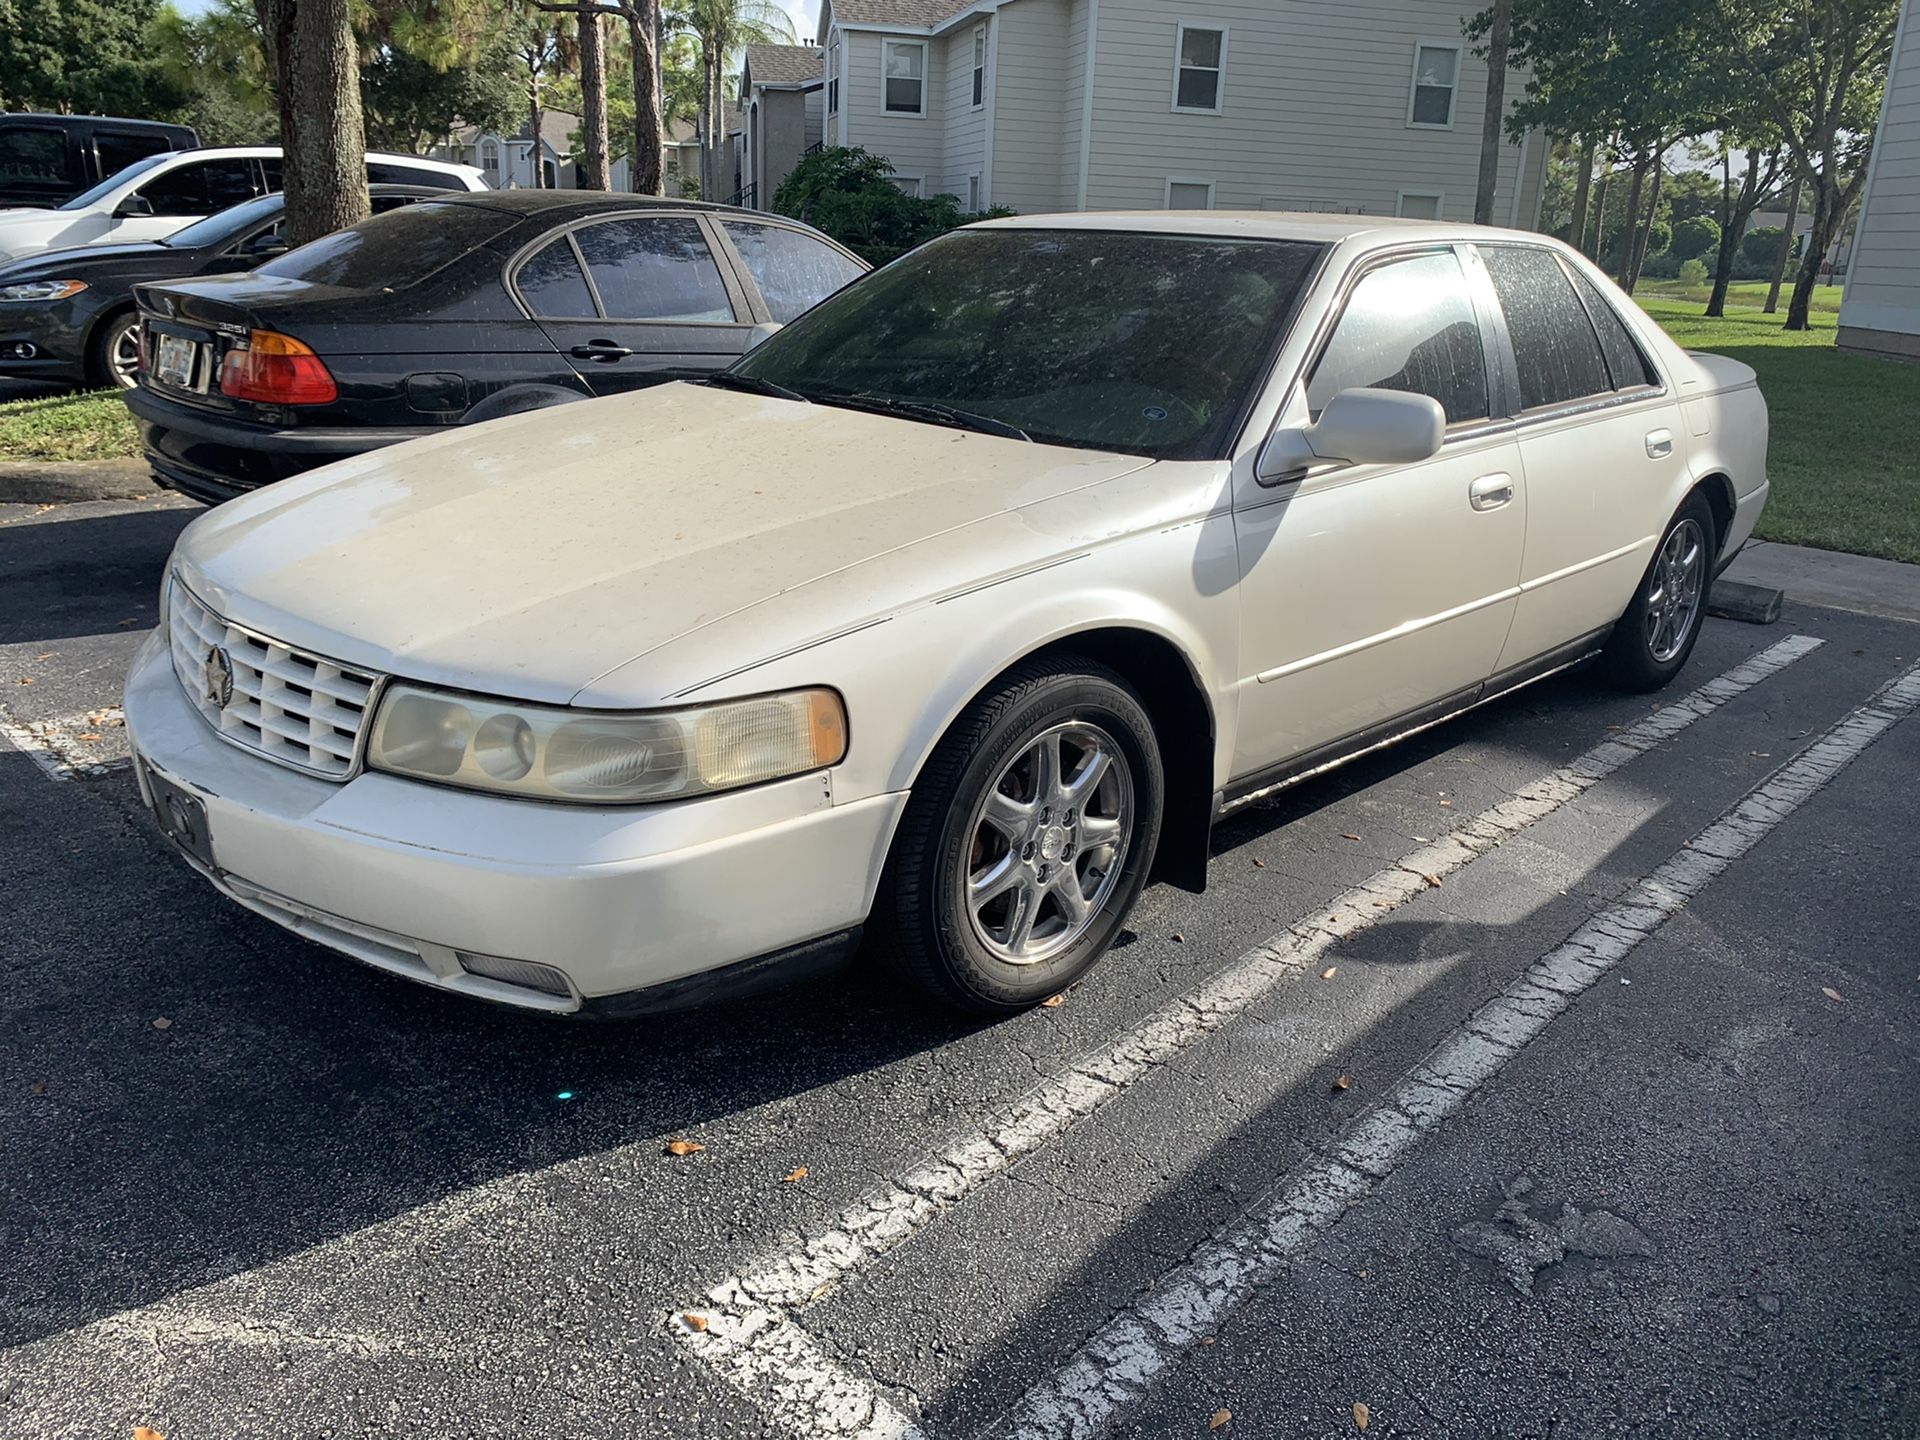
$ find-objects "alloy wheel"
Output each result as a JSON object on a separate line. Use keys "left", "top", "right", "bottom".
{"left": 1644, "top": 518, "right": 1705, "bottom": 663}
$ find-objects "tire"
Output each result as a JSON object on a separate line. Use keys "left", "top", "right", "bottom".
{"left": 1601, "top": 490, "right": 1717, "bottom": 692}
{"left": 873, "top": 657, "right": 1165, "bottom": 1013}
{"left": 89, "top": 309, "right": 142, "bottom": 391}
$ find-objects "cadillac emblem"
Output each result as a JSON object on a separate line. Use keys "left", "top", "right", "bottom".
{"left": 204, "top": 645, "right": 235, "bottom": 709}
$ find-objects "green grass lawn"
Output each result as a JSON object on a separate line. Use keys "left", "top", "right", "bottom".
{"left": 1638, "top": 295, "right": 1920, "bottom": 565}
{"left": 1636, "top": 279, "right": 1846, "bottom": 314}
{"left": 0, "top": 389, "right": 139, "bottom": 464}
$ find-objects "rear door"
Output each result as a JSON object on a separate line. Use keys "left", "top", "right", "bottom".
{"left": 518, "top": 214, "right": 755, "bottom": 395}
{"left": 1475, "top": 244, "right": 1689, "bottom": 671}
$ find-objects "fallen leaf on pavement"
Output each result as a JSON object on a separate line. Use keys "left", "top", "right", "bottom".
{"left": 35, "top": 652, "right": 55, "bottom": 661}
{"left": 1251, "top": 857, "right": 1266, "bottom": 869}
{"left": 1041, "top": 993, "right": 1065, "bottom": 1007}
{"left": 808, "top": 1283, "right": 831, "bottom": 1302}
{"left": 1209, "top": 1409, "right": 1232, "bottom": 1430}
{"left": 1354, "top": 1401, "right": 1371, "bottom": 1430}
{"left": 1821, "top": 987, "right": 1844, "bottom": 1003}
{"left": 14, "top": 677, "right": 33, "bottom": 685}
{"left": 1332, "top": 1074, "right": 1351, "bottom": 1092}
{"left": 782, "top": 1166, "right": 809, "bottom": 1183}
{"left": 1171, "top": 933, "right": 1185, "bottom": 943}
{"left": 1199, "top": 1336, "right": 1216, "bottom": 1346}
{"left": 1320, "top": 967, "right": 1338, "bottom": 980}
{"left": 31, "top": 1080, "right": 47, "bottom": 1096}
{"left": 680, "top": 1312, "right": 709, "bottom": 1333}
{"left": 664, "top": 1139, "right": 705, "bottom": 1157}
{"left": 1422, "top": 874, "right": 1443, "bottom": 888}
{"left": 79, "top": 733, "right": 102, "bottom": 742}
{"left": 133, "top": 1428, "right": 166, "bottom": 1440}
{"left": 1341, "top": 833, "right": 1361, "bottom": 841}
{"left": 150, "top": 1017, "right": 172, "bottom": 1031}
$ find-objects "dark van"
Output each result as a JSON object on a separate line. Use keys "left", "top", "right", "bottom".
{"left": 0, "top": 115, "right": 200, "bottom": 210}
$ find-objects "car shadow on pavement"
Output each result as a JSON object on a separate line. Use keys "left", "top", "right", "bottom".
{"left": 0, "top": 504, "right": 196, "bottom": 647}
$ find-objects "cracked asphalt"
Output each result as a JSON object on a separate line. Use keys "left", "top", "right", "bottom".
{"left": 2, "top": 491, "right": 1916, "bottom": 1439}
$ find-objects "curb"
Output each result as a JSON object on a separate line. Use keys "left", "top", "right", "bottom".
{"left": 0, "top": 459, "right": 155, "bottom": 505}
{"left": 1708, "top": 578, "right": 1785, "bottom": 625}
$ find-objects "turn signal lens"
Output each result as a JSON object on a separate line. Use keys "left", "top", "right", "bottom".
{"left": 367, "top": 685, "right": 849, "bottom": 804}
{"left": 0, "top": 278, "right": 86, "bottom": 302}
{"left": 219, "top": 328, "right": 337, "bottom": 405}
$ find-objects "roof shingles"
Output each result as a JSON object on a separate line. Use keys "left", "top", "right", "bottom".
{"left": 830, "top": 0, "right": 979, "bottom": 28}
{"left": 744, "top": 43, "right": 823, "bottom": 86}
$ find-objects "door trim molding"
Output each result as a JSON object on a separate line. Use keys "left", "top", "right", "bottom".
{"left": 1254, "top": 586, "right": 1520, "bottom": 684}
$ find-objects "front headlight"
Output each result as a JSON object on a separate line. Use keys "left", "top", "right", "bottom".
{"left": 0, "top": 279, "right": 87, "bottom": 302}
{"left": 366, "top": 685, "right": 848, "bottom": 803}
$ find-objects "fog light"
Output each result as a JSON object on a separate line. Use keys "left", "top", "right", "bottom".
{"left": 456, "top": 951, "right": 572, "bottom": 998}
{"left": 0, "top": 342, "right": 37, "bottom": 359}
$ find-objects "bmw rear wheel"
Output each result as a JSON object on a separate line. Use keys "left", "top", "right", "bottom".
{"left": 876, "top": 658, "right": 1163, "bottom": 1013}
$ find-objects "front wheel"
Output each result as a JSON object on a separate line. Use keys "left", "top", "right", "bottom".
{"left": 874, "top": 659, "right": 1164, "bottom": 1013}
{"left": 90, "top": 310, "right": 142, "bottom": 391}
{"left": 1602, "top": 491, "right": 1717, "bottom": 692}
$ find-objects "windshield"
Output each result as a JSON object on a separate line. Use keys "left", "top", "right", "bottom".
{"left": 164, "top": 193, "right": 284, "bottom": 249}
{"left": 253, "top": 201, "right": 515, "bottom": 290}
{"left": 57, "top": 151, "right": 174, "bottom": 211}
{"left": 732, "top": 228, "right": 1325, "bottom": 460}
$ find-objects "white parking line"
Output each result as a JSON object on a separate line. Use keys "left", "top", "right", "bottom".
{"left": 1006, "top": 655, "right": 1920, "bottom": 1439}
{"left": 670, "top": 634, "right": 1825, "bottom": 1437}
{"left": 0, "top": 705, "right": 128, "bottom": 781}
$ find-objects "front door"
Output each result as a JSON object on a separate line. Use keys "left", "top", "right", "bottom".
{"left": 523, "top": 214, "right": 756, "bottom": 396}
{"left": 1476, "top": 244, "right": 1693, "bottom": 669}
{"left": 1232, "top": 247, "right": 1527, "bottom": 779}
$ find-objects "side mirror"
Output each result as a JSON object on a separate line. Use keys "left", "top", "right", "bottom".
{"left": 745, "top": 320, "right": 783, "bottom": 350}
{"left": 114, "top": 193, "right": 155, "bottom": 219}
{"left": 1257, "top": 387, "right": 1446, "bottom": 484}
{"left": 240, "top": 234, "right": 288, "bottom": 259}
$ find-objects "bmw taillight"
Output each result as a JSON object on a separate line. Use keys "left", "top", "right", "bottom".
{"left": 219, "top": 329, "right": 337, "bottom": 405}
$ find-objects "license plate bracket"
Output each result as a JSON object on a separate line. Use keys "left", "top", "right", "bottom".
{"left": 154, "top": 332, "right": 199, "bottom": 389}
{"left": 142, "top": 760, "right": 219, "bottom": 873}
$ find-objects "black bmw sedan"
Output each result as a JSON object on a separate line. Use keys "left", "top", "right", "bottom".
{"left": 126, "top": 191, "right": 868, "bottom": 504}
{"left": 0, "top": 185, "right": 441, "bottom": 391}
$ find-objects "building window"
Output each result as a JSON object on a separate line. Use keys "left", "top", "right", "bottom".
{"left": 972, "top": 25, "right": 987, "bottom": 108}
{"left": 1173, "top": 24, "right": 1227, "bottom": 114}
{"left": 891, "top": 175, "right": 923, "bottom": 197}
{"left": 828, "top": 37, "right": 840, "bottom": 114}
{"left": 1407, "top": 43, "right": 1460, "bottom": 127}
{"left": 967, "top": 174, "right": 981, "bottom": 210}
{"left": 1395, "top": 190, "right": 1443, "bottom": 219}
{"left": 480, "top": 139, "right": 500, "bottom": 177}
{"left": 883, "top": 39, "right": 927, "bottom": 116}
{"left": 1167, "top": 177, "right": 1215, "bottom": 209}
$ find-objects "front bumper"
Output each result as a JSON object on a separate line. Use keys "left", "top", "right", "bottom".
{"left": 126, "top": 383, "right": 435, "bottom": 504}
{"left": 123, "top": 629, "right": 905, "bottom": 1013}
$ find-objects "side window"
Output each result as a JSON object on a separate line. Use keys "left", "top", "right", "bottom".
{"left": 1307, "top": 250, "right": 1490, "bottom": 426}
{"left": 0, "top": 127, "right": 66, "bottom": 187}
{"left": 1561, "top": 261, "right": 1660, "bottom": 389}
{"left": 96, "top": 131, "right": 170, "bottom": 178}
{"left": 262, "top": 158, "right": 284, "bottom": 191}
{"left": 573, "top": 218, "right": 734, "bottom": 323}
{"left": 1481, "top": 245, "right": 1614, "bottom": 410}
{"left": 370, "top": 161, "right": 466, "bottom": 191}
{"left": 515, "top": 236, "right": 597, "bottom": 317}
{"left": 721, "top": 221, "right": 864, "bottom": 323}
{"left": 139, "top": 158, "right": 257, "bottom": 216}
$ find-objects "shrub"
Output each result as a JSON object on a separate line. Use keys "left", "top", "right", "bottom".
{"left": 1677, "top": 257, "right": 1710, "bottom": 288}
{"left": 1669, "top": 214, "right": 1720, "bottom": 262}
{"left": 772, "top": 145, "right": 1010, "bottom": 265}
{"left": 1740, "top": 225, "right": 1788, "bottom": 269}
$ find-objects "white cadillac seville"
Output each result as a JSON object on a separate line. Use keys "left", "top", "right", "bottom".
{"left": 124, "top": 214, "right": 1768, "bottom": 1016}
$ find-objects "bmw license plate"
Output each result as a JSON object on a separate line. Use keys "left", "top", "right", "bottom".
{"left": 153, "top": 332, "right": 200, "bottom": 389}
{"left": 140, "top": 758, "right": 219, "bottom": 873}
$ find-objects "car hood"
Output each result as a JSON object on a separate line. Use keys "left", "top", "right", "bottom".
{"left": 173, "top": 382, "right": 1156, "bottom": 705}
{"left": 0, "top": 208, "right": 116, "bottom": 262}
{"left": 0, "top": 239, "right": 170, "bottom": 283}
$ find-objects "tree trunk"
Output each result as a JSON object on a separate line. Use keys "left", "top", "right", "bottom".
{"left": 255, "top": 0, "right": 367, "bottom": 247}
{"left": 1587, "top": 160, "right": 1611, "bottom": 259}
{"left": 1474, "top": 0, "right": 1512, "bottom": 225}
{"left": 1626, "top": 142, "right": 1665, "bottom": 293}
{"left": 529, "top": 64, "right": 545, "bottom": 189}
{"left": 1764, "top": 168, "right": 1803, "bottom": 313}
{"left": 1615, "top": 150, "right": 1647, "bottom": 283}
{"left": 1786, "top": 177, "right": 1841, "bottom": 331}
{"left": 1566, "top": 136, "right": 1596, "bottom": 247}
{"left": 577, "top": 7, "right": 611, "bottom": 190}
{"left": 625, "top": 1, "right": 663, "bottom": 195}
{"left": 701, "top": 49, "right": 722, "bottom": 201}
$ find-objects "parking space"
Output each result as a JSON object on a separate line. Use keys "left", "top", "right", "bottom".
{"left": 2, "top": 491, "right": 1917, "bottom": 1439}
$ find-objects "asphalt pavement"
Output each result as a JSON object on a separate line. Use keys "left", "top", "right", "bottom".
{"left": 1, "top": 489, "right": 1915, "bottom": 1440}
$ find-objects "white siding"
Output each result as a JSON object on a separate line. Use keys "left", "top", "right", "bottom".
{"left": 940, "top": 21, "right": 989, "bottom": 199}
{"left": 843, "top": 29, "right": 948, "bottom": 192}
{"left": 989, "top": 0, "right": 1074, "bottom": 212}
{"left": 1839, "top": 0, "right": 1920, "bottom": 350}
{"left": 1082, "top": 0, "right": 1535, "bottom": 219}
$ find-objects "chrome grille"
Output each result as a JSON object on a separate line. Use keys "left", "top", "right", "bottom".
{"left": 167, "top": 578, "right": 381, "bottom": 779}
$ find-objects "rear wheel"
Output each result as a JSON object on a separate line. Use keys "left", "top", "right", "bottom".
{"left": 89, "top": 310, "right": 142, "bottom": 390}
{"left": 1602, "top": 491, "right": 1716, "bottom": 692}
{"left": 874, "top": 658, "right": 1163, "bottom": 1013}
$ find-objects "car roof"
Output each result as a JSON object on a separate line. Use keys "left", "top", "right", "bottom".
{"left": 0, "top": 113, "right": 193, "bottom": 131}
{"left": 970, "top": 211, "right": 1560, "bottom": 250}
{"left": 427, "top": 190, "right": 739, "bottom": 219}
{"left": 119, "top": 146, "right": 481, "bottom": 173}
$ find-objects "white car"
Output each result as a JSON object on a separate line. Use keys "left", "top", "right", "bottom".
{"left": 123, "top": 214, "right": 1768, "bottom": 1017}
{"left": 0, "top": 147, "right": 487, "bottom": 262}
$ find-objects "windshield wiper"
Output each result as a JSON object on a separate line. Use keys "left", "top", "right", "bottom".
{"left": 816, "top": 391, "right": 1033, "bottom": 442}
{"left": 699, "top": 371, "right": 808, "bottom": 403}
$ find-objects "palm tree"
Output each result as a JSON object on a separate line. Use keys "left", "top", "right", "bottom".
{"left": 668, "top": 0, "right": 796, "bottom": 203}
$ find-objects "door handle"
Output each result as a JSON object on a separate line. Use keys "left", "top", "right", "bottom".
{"left": 570, "top": 340, "right": 633, "bottom": 362}
{"left": 1645, "top": 429, "right": 1674, "bottom": 459}
{"left": 1469, "top": 473, "right": 1515, "bottom": 512}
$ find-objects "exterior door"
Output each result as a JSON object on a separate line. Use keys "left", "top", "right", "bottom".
{"left": 1476, "top": 244, "right": 1692, "bottom": 670}
{"left": 1232, "top": 247, "right": 1527, "bottom": 777}
{"left": 120, "top": 157, "right": 261, "bottom": 243}
{"left": 524, "top": 214, "right": 756, "bottom": 395}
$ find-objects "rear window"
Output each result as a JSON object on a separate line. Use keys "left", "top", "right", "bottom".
{"left": 0, "top": 127, "right": 68, "bottom": 189}
{"left": 254, "top": 202, "right": 516, "bottom": 291}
